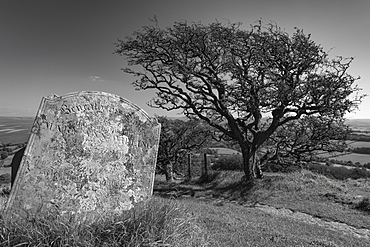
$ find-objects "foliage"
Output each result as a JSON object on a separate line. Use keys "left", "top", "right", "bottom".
{"left": 262, "top": 116, "right": 350, "bottom": 164}
{"left": 0, "top": 197, "right": 207, "bottom": 247}
{"left": 0, "top": 151, "right": 8, "bottom": 160}
{"left": 264, "top": 161, "right": 301, "bottom": 173}
{"left": 115, "top": 18, "right": 365, "bottom": 182}
{"left": 156, "top": 116, "right": 212, "bottom": 180}
{"left": 347, "top": 133, "right": 370, "bottom": 142}
{"left": 197, "top": 170, "right": 221, "bottom": 184}
{"left": 351, "top": 147, "right": 370, "bottom": 155}
{"left": 211, "top": 155, "right": 243, "bottom": 171}
{"left": 356, "top": 197, "right": 370, "bottom": 213}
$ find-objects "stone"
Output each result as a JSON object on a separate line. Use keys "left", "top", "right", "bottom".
{"left": 4, "top": 91, "right": 160, "bottom": 220}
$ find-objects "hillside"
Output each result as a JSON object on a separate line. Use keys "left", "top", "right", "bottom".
{"left": 154, "top": 170, "right": 370, "bottom": 246}
{"left": 0, "top": 113, "right": 370, "bottom": 245}
{"left": 1, "top": 169, "right": 370, "bottom": 246}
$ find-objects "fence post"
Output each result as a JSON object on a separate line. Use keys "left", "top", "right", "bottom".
{"left": 203, "top": 153, "right": 208, "bottom": 176}
{"left": 187, "top": 153, "right": 192, "bottom": 180}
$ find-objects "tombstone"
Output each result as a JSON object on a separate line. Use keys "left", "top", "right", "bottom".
{"left": 4, "top": 91, "right": 161, "bottom": 220}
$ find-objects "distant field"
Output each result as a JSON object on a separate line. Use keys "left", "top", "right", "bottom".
{"left": 0, "top": 116, "right": 369, "bottom": 162}
{"left": 346, "top": 119, "right": 370, "bottom": 132}
{"left": 347, "top": 141, "right": 370, "bottom": 148}
{"left": 319, "top": 151, "right": 370, "bottom": 164}
{"left": 0, "top": 116, "right": 34, "bottom": 144}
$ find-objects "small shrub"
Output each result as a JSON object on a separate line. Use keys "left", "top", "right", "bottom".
{"left": 350, "top": 167, "right": 370, "bottom": 179}
{"left": 0, "top": 174, "right": 10, "bottom": 184}
{"left": 197, "top": 171, "right": 220, "bottom": 183}
{"left": 265, "top": 162, "right": 284, "bottom": 172}
{"left": 352, "top": 147, "right": 370, "bottom": 155}
{"left": 1, "top": 186, "right": 11, "bottom": 195}
{"left": 364, "top": 163, "right": 370, "bottom": 169}
{"left": 0, "top": 151, "right": 8, "bottom": 160}
{"left": 329, "top": 166, "right": 353, "bottom": 180}
{"left": 211, "top": 155, "right": 243, "bottom": 171}
{"left": 285, "top": 165, "right": 301, "bottom": 173}
{"left": 356, "top": 197, "right": 370, "bottom": 212}
{"left": 325, "top": 161, "right": 333, "bottom": 166}
{"left": 346, "top": 160, "right": 354, "bottom": 166}
{"left": 307, "top": 163, "right": 329, "bottom": 174}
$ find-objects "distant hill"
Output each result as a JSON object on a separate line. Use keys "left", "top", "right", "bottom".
{"left": 0, "top": 115, "right": 369, "bottom": 145}
{"left": 0, "top": 116, "right": 34, "bottom": 144}
{"left": 346, "top": 119, "right": 370, "bottom": 132}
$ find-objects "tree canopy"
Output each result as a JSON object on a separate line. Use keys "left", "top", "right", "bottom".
{"left": 115, "top": 19, "right": 365, "bottom": 182}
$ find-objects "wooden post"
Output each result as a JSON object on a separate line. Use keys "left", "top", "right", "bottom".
{"left": 165, "top": 161, "right": 173, "bottom": 182}
{"left": 187, "top": 153, "right": 192, "bottom": 180}
{"left": 203, "top": 153, "right": 208, "bottom": 176}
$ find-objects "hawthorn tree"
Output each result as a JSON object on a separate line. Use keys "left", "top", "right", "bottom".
{"left": 115, "top": 19, "right": 365, "bottom": 183}
{"left": 156, "top": 116, "right": 212, "bottom": 181}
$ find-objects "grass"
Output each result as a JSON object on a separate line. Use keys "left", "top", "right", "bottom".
{"left": 208, "top": 170, "right": 370, "bottom": 229}
{"left": 0, "top": 197, "right": 208, "bottom": 247}
{"left": 183, "top": 199, "right": 369, "bottom": 247}
{"left": 153, "top": 169, "right": 370, "bottom": 246}
{"left": 1, "top": 169, "right": 370, "bottom": 246}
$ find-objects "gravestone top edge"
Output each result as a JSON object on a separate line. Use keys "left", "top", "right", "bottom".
{"left": 43, "top": 91, "right": 156, "bottom": 123}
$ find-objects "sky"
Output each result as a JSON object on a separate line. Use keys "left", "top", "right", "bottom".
{"left": 0, "top": 0, "right": 369, "bottom": 119}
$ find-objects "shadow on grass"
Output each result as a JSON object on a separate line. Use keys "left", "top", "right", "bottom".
{"left": 154, "top": 171, "right": 267, "bottom": 201}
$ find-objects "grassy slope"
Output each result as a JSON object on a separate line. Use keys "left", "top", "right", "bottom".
{"left": 155, "top": 170, "right": 370, "bottom": 246}
{"left": 0, "top": 197, "right": 209, "bottom": 247}
{"left": 1, "top": 170, "right": 369, "bottom": 246}
{"left": 183, "top": 199, "right": 368, "bottom": 247}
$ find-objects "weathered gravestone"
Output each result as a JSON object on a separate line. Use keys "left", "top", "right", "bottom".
{"left": 4, "top": 91, "right": 160, "bottom": 220}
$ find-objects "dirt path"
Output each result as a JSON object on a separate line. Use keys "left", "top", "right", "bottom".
{"left": 252, "top": 203, "right": 370, "bottom": 240}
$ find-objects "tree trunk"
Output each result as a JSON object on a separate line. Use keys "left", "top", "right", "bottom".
{"left": 251, "top": 151, "right": 263, "bottom": 179}
{"left": 240, "top": 144, "right": 263, "bottom": 182}
{"left": 240, "top": 144, "right": 254, "bottom": 183}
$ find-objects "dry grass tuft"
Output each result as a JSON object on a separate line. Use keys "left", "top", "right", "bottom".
{"left": 0, "top": 197, "right": 208, "bottom": 247}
